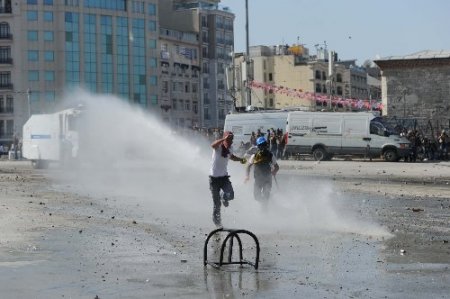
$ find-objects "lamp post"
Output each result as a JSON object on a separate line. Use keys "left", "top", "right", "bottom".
{"left": 27, "top": 89, "right": 30, "bottom": 119}
{"left": 245, "top": 0, "right": 252, "bottom": 107}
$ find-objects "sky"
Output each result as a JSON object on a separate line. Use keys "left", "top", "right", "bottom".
{"left": 220, "top": 0, "right": 450, "bottom": 64}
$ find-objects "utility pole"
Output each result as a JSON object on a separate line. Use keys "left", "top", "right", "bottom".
{"left": 245, "top": 0, "right": 251, "bottom": 107}
{"left": 328, "top": 50, "right": 334, "bottom": 110}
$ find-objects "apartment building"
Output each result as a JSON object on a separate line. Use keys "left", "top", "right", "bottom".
{"left": 159, "top": 27, "right": 200, "bottom": 128}
{"left": 234, "top": 45, "right": 348, "bottom": 111}
{"left": 0, "top": 0, "right": 159, "bottom": 146}
{"left": 159, "top": 0, "right": 234, "bottom": 129}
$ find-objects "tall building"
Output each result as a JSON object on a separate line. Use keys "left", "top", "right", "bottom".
{"left": 159, "top": 26, "right": 201, "bottom": 129}
{"left": 159, "top": 0, "right": 234, "bottom": 129}
{"left": 0, "top": 0, "right": 159, "bottom": 146}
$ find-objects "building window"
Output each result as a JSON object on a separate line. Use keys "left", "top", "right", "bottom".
{"left": 27, "top": 50, "right": 39, "bottom": 61}
{"left": 268, "top": 73, "right": 273, "bottom": 81}
{"left": 315, "top": 83, "right": 321, "bottom": 93}
{"left": 27, "top": 30, "right": 38, "bottom": 41}
{"left": 132, "top": 1, "right": 144, "bottom": 13}
{"left": 0, "top": 71, "right": 11, "bottom": 87}
{"left": 65, "top": 0, "right": 80, "bottom": 6}
{"left": 162, "top": 81, "right": 168, "bottom": 93}
{"left": 27, "top": 11, "right": 38, "bottom": 21}
{"left": 148, "top": 3, "right": 156, "bottom": 15}
{"left": 336, "top": 73, "right": 342, "bottom": 83}
{"left": 193, "top": 101, "right": 198, "bottom": 114}
{"left": 149, "top": 58, "right": 158, "bottom": 68}
{"left": 148, "top": 20, "right": 156, "bottom": 31}
{"left": 202, "top": 46, "right": 208, "bottom": 58}
{"left": 44, "top": 11, "right": 54, "bottom": 22}
{"left": 44, "top": 31, "right": 54, "bottom": 41}
{"left": 337, "top": 86, "right": 343, "bottom": 95}
{"left": 44, "top": 51, "right": 54, "bottom": 61}
{"left": 202, "top": 62, "right": 209, "bottom": 74}
{"left": 45, "top": 71, "right": 55, "bottom": 81}
{"left": 148, "top": 39, "right": 157, "bottom": 49}
{"left": 84, "top": 0, "right": 126, "bottom": 10}
{"left": 44, "top": 0, "right": 54, "bottom": 5}
{"left": 322, "top": 71, "right": 326, "bottom": 80}
{"left": 0, "top": 47, "right": 11, "bottom": 62}
{"left": 0, "top": 23, "right": 11, "bottom": 39}
{"left": 315, "top": 70, "right": 321, "bottom": 80}
{"left": 28, "top": 70, "right": 39, "bottom": 81}
{"left": 149, "top": 75, "right": 157, "bottom": 86}
{"left": 172, "top": 98, "right": 177, "bottom": 110}
{"left": 44, "top": 91, "right": 55, "bottom": 102}
{"left": 150, "top": 95, "right": 157, "bottom": 105}
{"left": 27, "top": 0, "right": 37, "bottom": 4}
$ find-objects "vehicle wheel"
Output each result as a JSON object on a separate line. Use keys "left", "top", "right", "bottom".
{"left": 31, "top": 160, "right": 49, "bottom": 169}
{"left": 31, "top": 160, "right": 42, "bottom": 169}
{"left": 313, "top": 147, "right": 327, "bottom": 161}
{"left": 384, "top": 149, "right": 398, "bottom": 162}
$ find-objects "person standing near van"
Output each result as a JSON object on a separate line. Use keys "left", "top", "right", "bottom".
{"left": 209, "top": 131, "right": 246, "bottom": 227}
{"left": 245, "top": 137, "right": 279, "bottom": 202}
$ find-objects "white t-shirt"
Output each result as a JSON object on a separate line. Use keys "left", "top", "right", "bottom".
{"left": 210, "top": 145, "right": 234, "bottom": 177}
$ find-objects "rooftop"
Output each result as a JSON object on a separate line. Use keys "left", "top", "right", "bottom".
{"left": 378, "top": 50, "right": 450, "bottom": 61}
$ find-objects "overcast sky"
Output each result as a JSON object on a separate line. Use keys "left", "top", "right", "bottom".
{"left": 221, "top": 0, "right": 450, "bottom": 64}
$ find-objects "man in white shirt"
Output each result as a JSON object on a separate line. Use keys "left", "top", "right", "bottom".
{"left": 209, "top": 131, "right": 246, "bottom": 227}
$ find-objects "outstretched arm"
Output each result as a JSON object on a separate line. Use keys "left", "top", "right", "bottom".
{"left": 230, "top": 154, "right": 246, "bottom": 163}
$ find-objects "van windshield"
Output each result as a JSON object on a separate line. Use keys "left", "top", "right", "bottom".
{"left": 370, "top": 118, "right": 397, "bottom": 137}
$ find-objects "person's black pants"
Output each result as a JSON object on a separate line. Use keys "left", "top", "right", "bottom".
{"left": 209, "top": 176, "right": 234, "bottom": 226}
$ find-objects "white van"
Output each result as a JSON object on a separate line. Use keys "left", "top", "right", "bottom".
{"left": 284, "top": 111, "right": 410, "bottom": 161}
{"left": 223, "top": 111, "right": 288, "bottom": 149}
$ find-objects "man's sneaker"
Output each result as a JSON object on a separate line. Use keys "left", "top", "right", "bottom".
{"left": 222, "top": 199, "right": 229, "bottom": 207}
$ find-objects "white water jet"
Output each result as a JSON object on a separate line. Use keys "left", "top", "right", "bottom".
{"left": 55, "top": 89, "right": 390, "bottom": 237}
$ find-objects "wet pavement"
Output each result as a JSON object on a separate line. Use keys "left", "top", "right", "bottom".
{"left": 0, "top": 160, "right": 449, "bottom": 298}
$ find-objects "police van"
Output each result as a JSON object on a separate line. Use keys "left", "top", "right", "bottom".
{"left": 284, "top": 111, "right": 410, "bottom": 161}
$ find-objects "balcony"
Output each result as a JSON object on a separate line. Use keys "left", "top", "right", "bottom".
{"left": 0, "top": 6, "right": 12, "bottom": 14}
{"left": 0, "top": 58, "right": 12, "bottom": 64}
{"left": 0, "top": 83, "right": 13, "bottom": 90}
{"left": 0, "top": 34, "right": 13, "bottom": 40}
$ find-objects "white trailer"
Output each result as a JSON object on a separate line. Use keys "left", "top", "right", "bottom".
{"left": 22, "top": 108, "right": 81, "bottom": 168}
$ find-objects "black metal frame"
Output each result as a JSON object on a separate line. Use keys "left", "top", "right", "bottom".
{"left": 203, "top": 228, "right": 260, "bottom": 270}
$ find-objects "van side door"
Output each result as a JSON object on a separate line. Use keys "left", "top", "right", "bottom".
{"left": 342, "top": 117, "right": 370, "bottom": 155}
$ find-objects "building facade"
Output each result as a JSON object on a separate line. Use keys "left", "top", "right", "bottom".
{"left": 375, "top": 50, "right": 450, "bottom": 134}
{"left": 233, "top": 45, "right": 350, "bottom": 111}
{"left": 159, "top": 0, "right": 234, "bottom": 129}
{"left": 0, "top": 0, "right": 159, "bottom": 146}
{"left": 159, "top": 27, "right": 200, "bottom": 128}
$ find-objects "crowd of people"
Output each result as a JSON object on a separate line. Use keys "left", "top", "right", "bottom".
{"left": 401, "top": 129, "right": 449, "bottom": 162}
